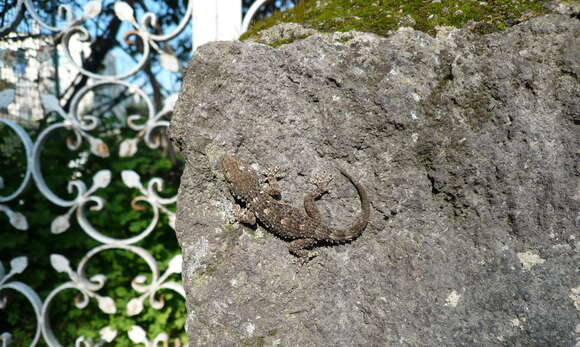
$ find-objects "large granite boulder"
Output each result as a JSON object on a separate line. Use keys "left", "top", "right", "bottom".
{"left": 170, "top": 14, "right": 579, "bottom": 346}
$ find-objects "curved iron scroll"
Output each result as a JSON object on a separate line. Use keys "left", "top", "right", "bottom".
{"left": 0, "top": 0, "right": 274, "bottom": 345}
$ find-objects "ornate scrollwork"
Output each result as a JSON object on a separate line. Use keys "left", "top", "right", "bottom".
{"left": 0, "top": 257, "right": 43, "bottom": 346}
{"left": 40, "top": 249, "right": 184, "bottom": 346}
{"left": 0, "top": 91, "right": 33, "bottom": 230}
{"left": 1, "top": 0, "right": 277, "bottom": 344}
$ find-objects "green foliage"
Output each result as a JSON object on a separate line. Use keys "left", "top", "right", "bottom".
{"left": 241, "top": 0, "right": 549, "bottom": 42}
{"left": 0, "top": 106, "right": 186, "bottom": 345}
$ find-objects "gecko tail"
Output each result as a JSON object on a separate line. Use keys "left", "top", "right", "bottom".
{"left": 330, "top": 168, "right": 370, "bottom": 241}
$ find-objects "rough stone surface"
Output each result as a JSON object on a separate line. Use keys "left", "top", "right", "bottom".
{"left": 546, "top": 0, "right": 580, "bottom": 17}
{"left": 170, "top": 14, "right": 579, "bottom": 346}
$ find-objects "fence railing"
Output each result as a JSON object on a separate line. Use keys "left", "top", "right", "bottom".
{"left": 0, "top": 0, "right": 279, "bottom": 345}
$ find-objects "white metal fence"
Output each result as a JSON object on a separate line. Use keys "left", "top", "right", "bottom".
{"left": 0, "top": 0, "right": 276, "bottom": 345}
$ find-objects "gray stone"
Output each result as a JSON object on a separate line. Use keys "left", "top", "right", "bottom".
{"left": 170, "top": 14, "right": 579, "bottom": 346}
{"left": 546, "top": 0, "right": 580, "bottom": 17}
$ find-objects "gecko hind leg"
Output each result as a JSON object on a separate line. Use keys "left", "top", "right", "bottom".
{"left": 303, "top": 172, "right": 333, "bottom": 222}
{"left": 263, "top": 165, "right": 285, "bottom": 197}
{"left": 289, "top": 238, "right": 319, "bottom": 259}
{"left": 233, "top": 205, "right": 256, "bottom": 225}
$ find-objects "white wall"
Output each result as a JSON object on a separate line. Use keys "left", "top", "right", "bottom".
{"left": 192, "top": 0, "right": 242, "bottom": 51}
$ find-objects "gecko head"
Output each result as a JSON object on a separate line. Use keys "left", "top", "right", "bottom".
{"left": 221, "top": 155, "right": 261, "bottom": 201}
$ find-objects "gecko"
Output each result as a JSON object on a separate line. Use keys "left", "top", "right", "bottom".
{"left": 221, "top": 154, "right": 370, "bottom": 258}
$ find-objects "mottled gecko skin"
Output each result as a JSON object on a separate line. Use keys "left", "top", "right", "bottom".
{"left": 221, "top": 155, "right": 370, "bottom": 258}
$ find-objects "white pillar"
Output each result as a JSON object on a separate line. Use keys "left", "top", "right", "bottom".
{"left": 192, "top": 0, "right": 242, "bottom": 51}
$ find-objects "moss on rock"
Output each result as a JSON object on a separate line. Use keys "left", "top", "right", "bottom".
{"left": 241, "top": 0, "right": 552, "bottom": 42}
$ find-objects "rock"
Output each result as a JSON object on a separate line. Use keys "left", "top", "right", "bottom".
{"left": 170, "top": 14, "right": 579, "bottom": 346}
{"left": 546, "top": 0, "right": 580, "bottom": 17}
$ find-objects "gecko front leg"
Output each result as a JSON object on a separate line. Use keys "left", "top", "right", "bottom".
{"left": 303, "top": 172, "right": 333, "bottom": 222}
{"left": 263, "top": 165, "right": 285, "bottom": 197}
{"left": 289, "top": 238, "right": 318, "bottom": 259}
{"left": 233, "top": 204, "right": 257, "bottom": 225}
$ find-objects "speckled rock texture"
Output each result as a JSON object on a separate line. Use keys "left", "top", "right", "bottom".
{"left": 170, "top": 14, "right": 579, "bottom": 346}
